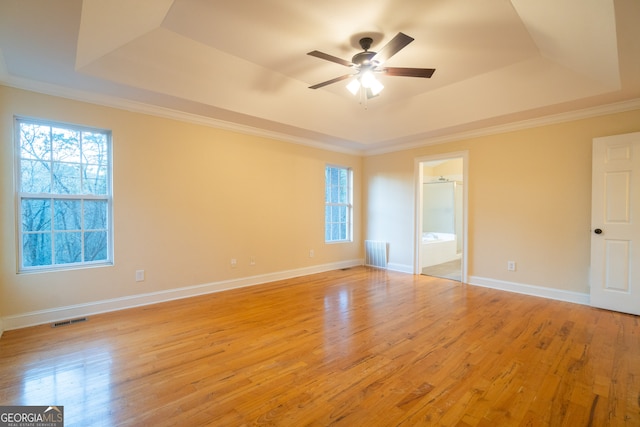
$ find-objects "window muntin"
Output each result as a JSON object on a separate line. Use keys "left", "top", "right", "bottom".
{"left": 325, "top": 165, "right": 352, "bottom": 242}
{"left": 16, "top": 118, "right": 112, "bottom": 272}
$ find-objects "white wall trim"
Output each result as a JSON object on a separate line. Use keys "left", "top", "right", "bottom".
{"left": 387, "top": 263, "right": 414, "bottom": 274}
{"left": 3, "top": 78, "right": 639, "bottom": 158}
{"left": 1, "top": 259, "right": 363, "bottom": 331}
{"left": 468, "top": 276, "right": 590, "bottom": 306}
{"left": 365, "top": 98, "right": 640, "bottom": 156}
{"left": 0, "top": 78, "right": 362, "bottom": 156}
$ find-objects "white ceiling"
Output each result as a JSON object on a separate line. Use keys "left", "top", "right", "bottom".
{"left": 1, "top": 0, "right": 639, "bottom": 154}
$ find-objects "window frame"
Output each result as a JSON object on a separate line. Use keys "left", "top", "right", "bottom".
{"left": 15, "top": 116, "right": 114, "bottom": 273}
{"left": 324, "top": 164, "right": 353, "bottom": 243}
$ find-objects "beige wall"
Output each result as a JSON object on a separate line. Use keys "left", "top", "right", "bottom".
{"left": 2, "top": 84, "right": 640, "bottom": 329}
{"left": 364, "top": 108, "right": 640, "bottom": 293}
{"left": 0, "top": 86, "right": 362, "bottom": 321}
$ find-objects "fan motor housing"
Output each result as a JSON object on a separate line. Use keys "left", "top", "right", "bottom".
{"left": 352, "top": 36, "right": 377, "bottom": 66}
{"left": 352, "top": 51, "right": 377, "bottom": 66}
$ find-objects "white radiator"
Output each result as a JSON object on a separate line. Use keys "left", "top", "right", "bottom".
{"left": 365, "top": 240, "right": 388, "bottom": 268}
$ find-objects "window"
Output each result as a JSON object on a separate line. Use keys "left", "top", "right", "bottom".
{"left": 325, "top": 165, "right": 352, "bottom": 242}
{"left": 16, "top": 118, "right": 112, "bottom": 272}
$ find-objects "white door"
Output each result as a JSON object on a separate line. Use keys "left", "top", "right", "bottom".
{"left": 590, "top": 132, "right": 640, "bottom": 315}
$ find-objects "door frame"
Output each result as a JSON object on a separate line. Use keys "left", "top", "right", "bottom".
{"left": 414, "top": 151, "right": 469, "bottom": 281}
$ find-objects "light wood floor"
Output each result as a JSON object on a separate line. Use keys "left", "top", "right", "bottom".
{"left": 1, "top": 267, "right": 638, "bottom": 426}
{"left": 422, "top": 259, "right": 462, "bottom": 281}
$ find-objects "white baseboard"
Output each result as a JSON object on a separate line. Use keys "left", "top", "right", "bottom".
{"left": 468, "top": 276, "right": 590, "bottom": 306}
{"left": 387, "top": 263, "right": 413, "bottom": 274}
{"left": 1, "top": 259, "right": 363, "bottom": 331}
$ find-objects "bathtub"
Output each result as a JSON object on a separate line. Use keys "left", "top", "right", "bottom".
{"left": 421, "top": 232, "right": 460, "bottom": 267}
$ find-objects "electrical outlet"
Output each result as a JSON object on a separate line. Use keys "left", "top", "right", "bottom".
{"left": 230, "top": 258, "right": 237, "bottom": 268}
{"left": 309, "top": 249, "right": 314, "bottom": 258}
{"left": 135, "top": 270, "right": 145, "bottom": 282}
{"left": 250, "top": 256, "right": 256, "bottom": 265}
{"left": 507, "top": 261, "right": 516, "bottom": 271}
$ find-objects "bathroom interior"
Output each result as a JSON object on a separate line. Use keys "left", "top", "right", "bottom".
{"left": 421, "top": 158, "right": 464, "bottom": 281}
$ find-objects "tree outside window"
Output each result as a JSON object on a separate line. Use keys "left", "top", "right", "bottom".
{"left": 16, "top": 118, "right": 112, "bottom": 271}
{"left": 325, "top": 165, "right": 352, "bottom": 242}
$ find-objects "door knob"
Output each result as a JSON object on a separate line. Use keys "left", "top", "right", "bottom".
{"left": 594, "top": 228, "right": 603, "bottom": 234}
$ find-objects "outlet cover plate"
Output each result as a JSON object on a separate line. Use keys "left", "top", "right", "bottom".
{"left": 135, "top": 270, "right": 145, "bottom": 281}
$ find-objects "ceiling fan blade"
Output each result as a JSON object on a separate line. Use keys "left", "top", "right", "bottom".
{"left": 383, "top": 67, "right": 436, "bottom": 78}
{"left": 371, "top": 32, "right": 414, "bottom": 64}
{"left": 309, "top": 74, "right": 354, "bottom": 89}
{"left": 307, "top": 50, "right": 354, "bottom": 67}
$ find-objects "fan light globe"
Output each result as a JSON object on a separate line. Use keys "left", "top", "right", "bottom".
{"left": 346, "top": 78, "right": 361, "bottom": 95}
{"left": 346, "top": 72, "right": 384, "bottom": 97}
{"left": 360, "top": 71, "right": 376, "bottom": 88}
{"left": 370, "top": 78, "right": 384, "bottom": 96}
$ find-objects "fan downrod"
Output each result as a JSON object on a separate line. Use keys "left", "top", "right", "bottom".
{"left": 359, "top": 37, "right": 373, "bottom": 51}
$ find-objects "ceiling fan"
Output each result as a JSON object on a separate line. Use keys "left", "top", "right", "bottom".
{"left": 307, "top": 32, "right": 435, "bottom": 99}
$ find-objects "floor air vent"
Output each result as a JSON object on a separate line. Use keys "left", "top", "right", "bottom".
{"left": 365, "top": 240, "right": 388, "bottom": 269}
{"left": 51, "top": 317, "right": 88, "bottom": 328}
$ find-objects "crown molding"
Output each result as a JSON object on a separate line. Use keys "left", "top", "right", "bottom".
{"left": 364, "top": 98, "right": 640, "bottom": 156}
{"left": 2, "top": 76, "right": 638, "bottom": 158}
{"left": 0, "top": 76, "right": 364, "bottom": 156}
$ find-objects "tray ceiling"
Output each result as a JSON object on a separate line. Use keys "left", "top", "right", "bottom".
{"left": 1, "top": 0, "right": 638, "bottom": 153}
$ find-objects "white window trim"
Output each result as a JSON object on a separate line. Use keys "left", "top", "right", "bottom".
{"left": 325, "top": 164, "right": 353, "bottom": 243}
{"left": 15, "top": 116, "right": 114, "bottom": 273}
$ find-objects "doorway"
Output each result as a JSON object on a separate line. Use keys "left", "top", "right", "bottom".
{"left": 415, "top": 152, "right": 468, "bottom": 282}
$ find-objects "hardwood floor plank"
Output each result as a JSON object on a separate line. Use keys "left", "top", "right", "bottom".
{"left": 1, "top": 267, "right": 639, "bottom": 426}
